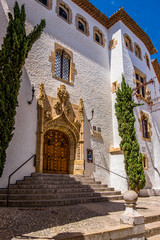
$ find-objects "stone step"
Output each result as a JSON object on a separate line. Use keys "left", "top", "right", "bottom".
{"left": 27, "top": 175, "right": 95, "bottom": 181}
{"left": 145, "top": 221, "right": 160, "bottom": 238}
{"left": 16, "top": 179, "right": 101, "bottom": 185}
{"left": 0, "top": 187, "right": 115, "bottom": 194}
{"left": 0, "top": 191, "right": 121, "bottom": 200}
{"left": 9, "top": 183, "right": 108, "bottom": 189}
{"left": 145, "top": 214, "right": 160, "bottom": 224}
{"left": 147, "top": 234, "right": 160, "bottom": 239}
{"left": 0, "top": 195, "right": 122, "bottom": 207}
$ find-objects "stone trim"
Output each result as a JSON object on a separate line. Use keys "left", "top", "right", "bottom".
{"left": 34, "top": 0, "right": 52, "bottom": 10}
{"left": 109, "top": 38, "right": 117, "bottom": 50}
{"left": 124, "top": 33, "right": 133, "bottom": 52}
{"left": 75, "top": 13, "right": 90, "bottom": 37}
{"left": 134, "top": 42, "right": 142, "bottom": 60}
{"left": 142, "top": 153, "right": 149, "bottom": 170}
{"left": 139, "top": 111, "right": 152, "bottom": 142}
{"left": 109, "top": 147, "right": 123, "bottom": 154}
{"left": 93, "top": 26, "right": 106, "bottom": 48}
{"left": 144, "top": 53, "right": 150, "bottom": 70}
{"left": 36, "top": 84, "right": 85, "bottom": 175}
{"left": 112, "top": 81, "right": 120, "bottom": 93}
{"left": 56, "top": 0, "right": 72, "bottom": 24}
{"left": 49, "top": 42, "right": 77, "bottom": 85}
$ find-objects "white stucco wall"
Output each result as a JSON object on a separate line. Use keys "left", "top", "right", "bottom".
{"left": 119, "top": 21, "right": 160, "bottom": 193}
{"left": 1, "top": 0, "right": 160, "bottom": 194}
{"left": 0, "top": 0, "right": 113, "bottom": 187}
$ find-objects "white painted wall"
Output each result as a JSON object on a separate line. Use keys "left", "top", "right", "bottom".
{"left": 0, "top": 0, "right": 160, "bottom": 194}
{"left": 0, "top": 0, "right": 113, "bottom": 187}
{"left": 119, "top": 21, "right": 160, "bottom": 193}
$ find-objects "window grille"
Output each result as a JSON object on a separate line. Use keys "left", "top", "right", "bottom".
{"left": 55, "top": 50, "right": 70, "bottom": 81}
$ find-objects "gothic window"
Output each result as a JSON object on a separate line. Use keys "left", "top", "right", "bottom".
{"left": 142, "top": 117, "right": 148, "bottom": 139}
{"left": 124, "top": 34, "right": 133, "bottom": 51}
{"left": 139, "top": 111, "right": 152, "bottom": 141}
{"left": 59, "top": 6, "right": 68, "bottom": 21}
{"left": 134, "top": 69, "right": 146, "bottom": 98}
{"left": 49, "top": 43, "right": 77, "bottom": 85}
{"left": 135, "top": 43, "right": 142, "bottom": 59}
{"left": 145, "top": 53, "right": 150, "bottom": 69}
{"left": 39, "top": 0, "right": 47, "bottom": 6}
{"left": 55, "top": 50, "right": 70, "bottom": 81}
{"left": 35, "top": 0, "right": 52, "bottom": 9}
{"left": 56, "top": 0, "right": 72, "bottom": 24}
{"left": 75, "top": 14, "right": 90, "bottom": 37}
{"left": 93, "top": 27, "right": 105, "bottom": 47}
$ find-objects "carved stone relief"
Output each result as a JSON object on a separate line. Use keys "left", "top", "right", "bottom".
{"left": 36, "top": 84, "right": 85, "bottom": 175}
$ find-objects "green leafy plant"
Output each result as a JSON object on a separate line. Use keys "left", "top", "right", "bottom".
{"left": 0, "top": 2, "right": 46, "bottom": 176}
{"left": 115, "top": 76, "right": 146, "bottom": 192}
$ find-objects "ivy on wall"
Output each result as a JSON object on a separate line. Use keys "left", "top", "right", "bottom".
{"left": 115, "top": 76, "right": 146, "bottom": 192}
{"left": 0, "top": 2, "right": 46, "bottom": 176}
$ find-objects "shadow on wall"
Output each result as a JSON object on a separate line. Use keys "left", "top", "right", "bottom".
{"left": 84, "top": 108, "right": 95, "bottom": 176}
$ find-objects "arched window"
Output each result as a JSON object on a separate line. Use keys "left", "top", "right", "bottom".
{"left": 139, "top": 111, "right": 151, "bottom": 141}
{"left": 93, "top": 27, "right": 105, "bottom": 47}
{"left": 142, "top": 116, "right": 148, "bottom": 139}
{"left": 124, "top": 34, "right": 133, "bottom": 51}
{"left": 39, "top": 0, "right": 47, "bottom": 6}
{"left": 75, "top": 14, "right": 90, "bottom": 36}
{"left": 59, "top": 6, "right": 68, "bottom": 20}
{"left": 35, "top": 0, "right": 52, "bottom": 9}
{"left": 56, "top": 0, "right": 72, "bottom": 24}
{"left": 145, "top": 53, "right": 150, "bottom": 69}
{"left": 134, "top": 43, "right": 142, "bottom": 59}
{"left": 49, "top": 43, "right": 77, "bottom": 85}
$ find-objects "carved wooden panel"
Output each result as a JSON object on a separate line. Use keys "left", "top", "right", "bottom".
{"left": 43, "top": 130, "right": 69, "bottom": 173}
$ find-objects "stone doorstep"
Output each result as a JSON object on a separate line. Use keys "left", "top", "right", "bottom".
{"left": 12, "top": 224, "right": 145, "bottom": 240}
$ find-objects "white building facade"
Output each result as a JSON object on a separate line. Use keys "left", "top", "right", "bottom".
{"left": 0, "top": 0, "right": 160, "bottom": 195}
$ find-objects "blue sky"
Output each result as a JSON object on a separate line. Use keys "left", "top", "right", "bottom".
{"left": 89, "top": 0, "right": 160, "bottom": 63}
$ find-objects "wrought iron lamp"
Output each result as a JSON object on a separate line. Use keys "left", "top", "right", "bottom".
{"left": 88, "top": 109, "right": 94, "bottom": 122}
{"left": 28, "top": 85, "right": 35, "bottom": 105}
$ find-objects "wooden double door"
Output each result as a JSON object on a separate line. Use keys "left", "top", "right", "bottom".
{"left": 43, "top": 130, "right": 69, "bottom": 174}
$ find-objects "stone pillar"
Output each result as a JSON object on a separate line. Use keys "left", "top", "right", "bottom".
{"left": 120, "top": 190, "right": 145, "bottom": 240}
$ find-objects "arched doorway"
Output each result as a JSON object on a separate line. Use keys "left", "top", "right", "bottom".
{"left": 43, "top": 130, "right": 70, "bottom": 174}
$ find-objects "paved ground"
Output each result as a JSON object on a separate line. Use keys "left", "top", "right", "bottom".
{"left": 0, "top": 197, "right": 160, "bottom": 240}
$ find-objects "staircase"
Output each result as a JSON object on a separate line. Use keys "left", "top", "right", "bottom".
{"left": 0, "top": 173, "right": 122, "bottom": 207}
{"left": 145, "top": 214, "right": 160, "bottom": 239}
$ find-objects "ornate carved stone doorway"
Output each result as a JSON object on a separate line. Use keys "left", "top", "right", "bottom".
{"left": 43, "top": 130, "right": 69, "bottom": 174}
{"left": 36, "top": 84, "right": 85, "bottom": 175}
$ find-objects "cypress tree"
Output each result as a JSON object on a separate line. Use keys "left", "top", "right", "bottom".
{"left": 115, "top": 76, "right": 146, "bottom": 192}
{"left": 0, "top": 2, "right": 46, "bottom": 176}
